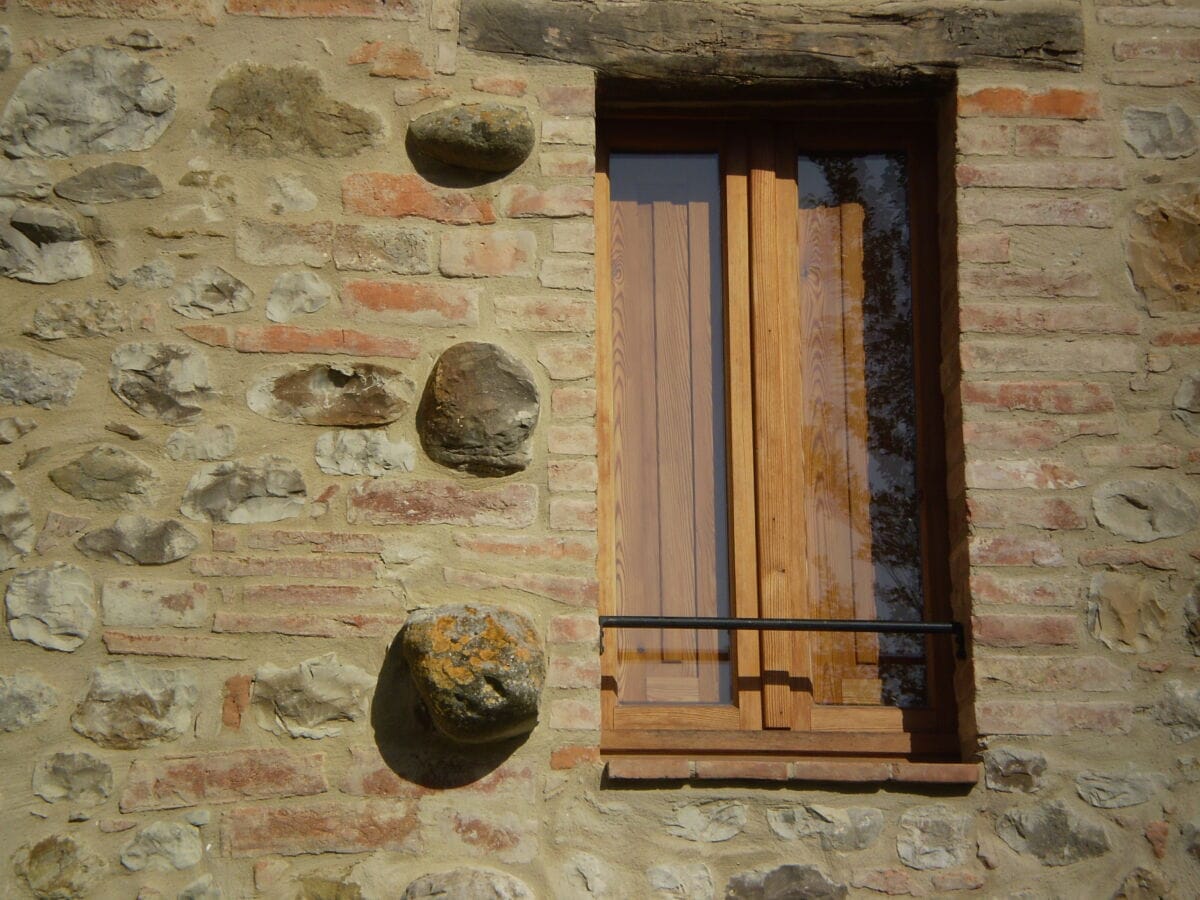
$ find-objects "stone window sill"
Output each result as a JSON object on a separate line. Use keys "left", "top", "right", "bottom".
{"left": 604, "top": 757, "right": 979, "bottom": 785}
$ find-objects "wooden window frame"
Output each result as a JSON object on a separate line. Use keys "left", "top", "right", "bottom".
{"left": 596, "top": 108, "right": 964, "bottom": 765}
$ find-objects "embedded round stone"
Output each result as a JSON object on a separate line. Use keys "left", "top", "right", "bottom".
{"left": 417, "top": 342, "right": 539, "bottom": 477}
{"left": 408, "top": 103, "right": 534, "bottom": 173}
{"left": 401, "top": 603, "right": 545, "bottom": 743}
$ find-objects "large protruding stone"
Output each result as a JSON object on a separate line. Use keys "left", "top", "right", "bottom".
{"left": 0, "top": 473, "right": 36, "bottom": 570}
{"left": 0, "top": 46, "right": 174, "bottom": 158}
{"left": 26, "top": 297, "right": 128, "bottom": 340}
{"left": 110, "top": 342, "right": 214, "bottom": 424}
{"left": 5, "top": 563, "right": 95, "bottom": 651}
{"left": 996, "top": 800, "right": 1111, "bottom": 866}
{"left": 1094, "top": 480, "right": 1199, "bottom": 542}
{"left": 1087, "top": 572, "right": 1166, "bottom": 653}
{"left": 169, "top": 266, "right": 253, "bottom": 319}
{"left": 248, "top": 363, "right": 412, "bottom": 427}
{"left": 14, "top": 835, "right": 107, "bottom": 899}
{"left": 209, "top": 63, "right": 382, "bottom": 158}
{"left": 55, "top": 163, "right": 163, "bottom": 203}
{"left": 33, "top": 751, "right": 114, "bottom": 806}
{"left": 1127, "top": 183, "right": 1199, "bottom": 314}
{"left": 76, "top": 515, "right": 199, "bottom": 566}
{"left": 72, "top": 661, "right": 198, "bottom": 748}
{"left": 417, "top": 342, "right": 539, "bottom": 476}
{"left": 253, "top": 653, "right": 374, "bottom": 739}
{"left": 726, "top": 865, "right": 848, "bottom": 900}
{"left": 49, "top": 445, "right": 156, "bottom": 506}
{"left": 180, "top": 457, "right": 306, "bottom": 523}
{"left": 401, "top": 603, "right": 545, "bottom": 743}
{"left": 402, "top": 868, "right": 535, "bottom": 899}
{"left": 0, "top": 202, "right": 92, "bottom": 283}
{"left": 0, "top": 671, "right": 57, "bottom": 731}
{"left": 408, "top": 103, "right": 535, "bottom": 173}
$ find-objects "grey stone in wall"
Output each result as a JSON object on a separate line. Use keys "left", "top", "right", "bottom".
{"left": 5, "top": 562, "right": 95, "bottom": 652}
{"left": 76, "top": 515, "right": 200, "bottom": 566}
{"left": 72, "top": 660, "right": 198, "bottom": 749}
{"left": 120, "top": 821, "right": 202, "bottom": 872}
{"left": 0, "top": 416, "right": 37, "bottom": 444}
{"left": 13, "top": 835, "right": 107, "bottom": 899}
{"left": 0, "top": 159, "right": 51, "bottom": 199}
{"left": 49, "top": 445, "right": 157, "bottom": 506}
{"left": 666, "top": 801, "right": 746, "bottom": 843}
{"left": 110, "top": 258, "right": 175, "bottom": 290}
{"left": 725, "top": 865, "right": 847, "bottom": 900}
{"left": 766, "top": 804, "right": 883, "bottom": 850}
{"left": 647, "top": 863, "right": 714, "bottom": 900}
{"left": 983, "top": 747, "right": 1047, "bottom": 793}
{"left": 0, "top": 473, "right": 37, "bottom": 570}
{"left": 402, "top": 868, "right": 534, "bottom": 899}
{"left": 265, "top": 174, "right": 317, "bottom": 215}
{"left": 315, "top": 429, "right": 415, "bottom": 476}
{"left": 1087, "top": 571, "right": 1166, "bottom": 653}
{"left": 252, "top": 652, "right": 374, "bottom": 739}
{"left": 333, "top": 223, "right": 433, "bottom": 274}
{"left": 996, "top": 800, "right": 1110, "bottom": 866}
{"left": 1187, "top": 587, "right": 1200, "bottom": 656}
{"left": 208, "top": 64, "right": 383, "bottom": 158}
{"left": 408, "top": 103, "right": 535, "bottom": 173}
{"left": 0, "top": 26, "right": 10, "bottom": 72}
{"left": 0, "top": 671, "right": 57, "bottom": 731}
{"left": 248, "top": 362, "right": 412, "bottom": 427}
{"left": 0, "top": 46, "right": 174, "bottom": 158}
{"left": 180, "top": 457, "right": 306, "bottom": 523}
{"left": 26, "top": 297, "right": 128, "bottom": 340}
{"left": 0, "top": 347, "right": 83, "bottom": 408}
{"left": 1123, "top": 105, "right": 1197, "bottom": 159}
{"left": 1093, "top": 480, "right": 1198, "bottom": 543}
{"left": 1174, "top": 370, "right": 1200, "bottom": 436}
{"left": 55, "top": 163, "right": 163, "bottom": 204}
{"left": 1127, "top": 184, "right": 1200, "bottom": 314}
{"left": 266, "top": 271, "right": 331, "bottom": 323}
{"left": 110, "top": 342, "right": 214, "bottom": 424}
{"left": 178, "top": 874, "right": 222, "bottom": 900}
{"left": 401, "top": 603, "right": 545, "bottom": 743}
{"left": 0, "top": 205, "right": 92, "bottom": 284}
{"left": 1075, "top": 770, "right": 1164, "bottom": 809}
{"left": 1112, "top": 868, "right": 1174, "bottom": 900}
{"left": 417, "top": 342, "right": 539, "bottom": 476}
{"left": 896, "top": 805, "right": 973, "bottom": 870}
{"left": 1157, "top": 681, "right": 1200, "bottom": 742}
{"left": 166, "top": 424, "right": 237, "bottom": 462}
{"left": 169, "top": 266, "right": 253, "bottom": 319}
{"left": 32, "top": 751, "right": 114, "bottom": 806}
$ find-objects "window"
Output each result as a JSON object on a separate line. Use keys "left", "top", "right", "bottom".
{"left": 596, "top": 109, "right": 964, "bottom": 767}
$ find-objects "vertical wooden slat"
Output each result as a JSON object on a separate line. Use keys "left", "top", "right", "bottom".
{"left": 596, "top": 152, "right": 617, "bottom": 730}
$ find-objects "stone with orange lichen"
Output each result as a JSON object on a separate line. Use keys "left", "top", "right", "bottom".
{"left": 401, "top": 603, "right": 544, "bottom": 743}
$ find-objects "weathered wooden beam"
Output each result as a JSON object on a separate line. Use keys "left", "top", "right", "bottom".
{"left": 460, "top": 0, "right": 1083, "bottom": 83}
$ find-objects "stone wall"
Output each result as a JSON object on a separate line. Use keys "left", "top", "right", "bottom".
{"left": 0, "top": 0, "right": 1196, "bottom": 897}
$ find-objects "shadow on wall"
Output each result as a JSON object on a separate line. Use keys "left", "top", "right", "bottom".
{"left": 370, "top": 632, "right": 529, "bottom": 789}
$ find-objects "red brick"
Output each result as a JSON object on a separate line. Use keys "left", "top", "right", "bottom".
{"left": 539, "top": 85, "right": 594, "bottom": 116}
{"left": 549, "top": 459, "right": 598, "bottom": 493}
{"left": 342, "top": 173, "right": 495, "bottom": 224}
{"left": 538, "top": 341, "right": 594, "bottom": 379}
{"left": 254, "top": 859, "right": 290, "bottom": 893}
{"left": 606, "top": 757, "right": 691, "bottom": 780}
{"left": 970, "top": 535, "right": 1065, "bottom": 567}
{"left": 956, "top": 161, "right": 1124, "bottom": 189}
{"left": 472, "top": 75, "right": 527, "bottom": 96}
{"left": 960, "top": 195, "right": 1113, "bottom": 228}
{"left": 958, "top": 233, "right": 1010, "bottom": 263}
{"left": 890, "top": 763, "right": 980, "bottom": 785}
{"left": 969, "top": 494, "right": 1088, "bottom": 530}
{"left": 961, "top": 381, "right": 1115, "bottom": 414}
{"left": 976, "top": 656, "right": 1129, "bottom": 692}
{"left": 222, "top": 674, "right": 252, "bottom": 729}
{"left": 122, "top": 750, "right": 328, "bottom": 812}
{"left": 244, "top": 530, "right": 384, "bottom": 553}
{"left": 975, "top": 700, "right": 1132, "bottom": 735}
{"left": 24, "top": 0, "right": 218, "bottom": 22}
{"left": 348, "top": 41, "right": 429, "bottom": 78}
{"left": 1082, "top": 443, "right": 1183, "bottom": 468}
{"left": 213, "top": 611, "right": 406, "bottom": 638}
{"left": 1014, "top": 122, "right": 1114, "bottom": 157}
{"left": 957, "top": 121, "right": 1013, "bottom": 155}
{"left": 212, "top": 528, "right": 237, "bottom": 552}
{"left": 541, "top": 152, "right": 596, "bottom": 177}
{"left": 693, "top": 760, "right": 789, "bottom": 781}
{"left": 550, "top": 745, "right": 600, "bottom": 770}
{"left": 789, "top": 760, "right": 892, "bottom": 782}
{"left": 1079, "top": 546, "right": 1178, "bottom": 570}
{"left": 454, "top": 531, "right": 594, "bottom": 562}
{"left": 961, "top": 416, "right": 1117, "bottom": 450}
{"left": 498, "top": 184, "right": 593, "bottom": 218}
{"left": 549, "top": 614, "right": 600, "bottom": 644}
{"left": 342, "top": 280, "right": 478, "bottom": 326}
{"left": 552, "top": 387, "right": 596, "bottom": 418}
{"left": 965, "top": 459, "right": 1086, "bottom": 490}
{"left": 444, "top": 566, "right": 597, "bottom": 607}
{"left": 971, "top": 571, "right": 1082, "bottom": 607}
{"left": 1145, "top": 820, "right": 1169, "bottom": 860}
{"left": 961, "top": 339, "right": 1139, "bottom": 373}
{"left": 961, "top": 302, "right": 1138, "bottom": 335}
{"left": 242, "top": 584, "right": 400, "bottom": 607}
{"left": 1115, "top": 38, "right": 1200, "bottom": 62}
{"left": 852, "top": 868, "right": 921, "bottom": 896}
{"left": 440, "top": 229, "right": 536, "bottom": 277}
{"left": 548, "top": 655, "right": 600, "bottom": 689}
{"left": 1151, "top": 326, "right": 1200, "bottom": 347}
{"left": 440, "top": 811, "right": 538, "bottom": 863}
{"left": 552, "top": 222, "right": 595, "bottom": 254}
{"left": 540, "top": 257, "right": 594, "bottom": 292}
{"left": 179, "top": 323, "right": 419, "bottom": 359}
{"left": 550, "top": 497, "right": 597, "bottom": 530}
{"left": 494, "top": 295, "right": 594, "bottom": 332}
{"left": 349, "top": 480, "right": 538, "bottom": 527}
{"left": 547, "top": 423, "right": 596, "bottom": 455}
{"left": 192, "top": 555, "right": 380, "bottom": 578}
{"left": 229, "top": 0, "right": 415, "bottom": 14}
{"left": 958, "top": 86, "right": 1101, "bottom": 119}
{"left": 1099, "top": 8, "right": 1200, "bottom": 27}
{"left": 394, "top": 84, "right": 452, "bottom": 105}
{"left": 549, "top": 698, "right": 600, "bottom": 730}
{"left": 542, "top": 117, "right": 595, "bottom": 144}
{"left": 338, "top": 747, "right": 534, "bottom": 798}
{"left": 222, "top": 802, "right": 420, "bottom": 856}
{"left": 960, "top": 266, "right": 1100, "bottom": 298}
{"left": 972, "top": 614, "right": 1076, "bottom": 647}
{"left": 932, "top": 871, "right": 986, "bottom": 892}
{"left": 102, "top": 631, "right": 247, "bottom": 660}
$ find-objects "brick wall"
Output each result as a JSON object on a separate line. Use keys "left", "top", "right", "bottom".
{"left": 0, "top": 0, "right": 1196, "bottom": 896}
